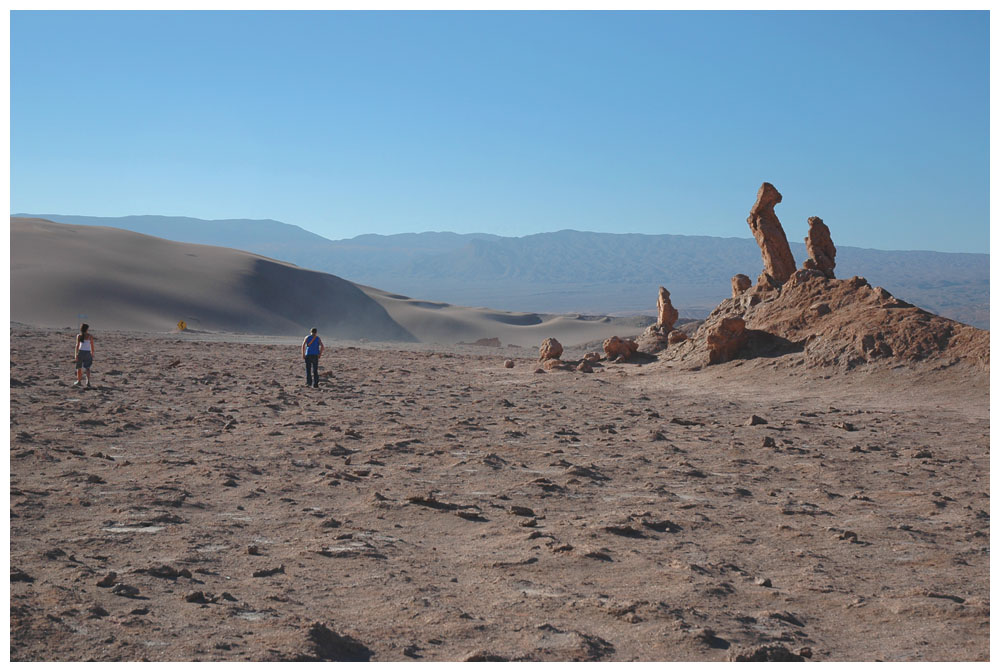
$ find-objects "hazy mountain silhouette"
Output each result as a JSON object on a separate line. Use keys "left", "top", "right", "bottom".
{"left": 17, "top": 214, "right": 988, "bottom": 329}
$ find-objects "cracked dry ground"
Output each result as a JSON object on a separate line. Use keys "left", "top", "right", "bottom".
{"left": 10, "top": 327, "right": 990, "bottom": 661}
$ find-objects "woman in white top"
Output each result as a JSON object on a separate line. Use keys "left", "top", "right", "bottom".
{"left": 74, "top": 323, "right": 95, "bottom": 388}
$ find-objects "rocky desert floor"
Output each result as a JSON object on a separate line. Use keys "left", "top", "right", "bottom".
{"left": 8, "top": 325, "right": 990, "bottom": 661}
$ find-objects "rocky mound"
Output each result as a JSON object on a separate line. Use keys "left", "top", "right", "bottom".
{"left": 657, "top": 184, "right": 989, "bottom": 370}
{"left": 668, "top": 272, "right": 990, "bottom": 369}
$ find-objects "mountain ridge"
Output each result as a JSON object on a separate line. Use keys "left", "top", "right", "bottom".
{"left": 15, "top": 213, "right": 988, "bottom": 329}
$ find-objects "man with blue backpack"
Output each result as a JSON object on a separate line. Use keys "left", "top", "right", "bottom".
{"left": 301, "top": 328, "right": 325, "bottom": 388}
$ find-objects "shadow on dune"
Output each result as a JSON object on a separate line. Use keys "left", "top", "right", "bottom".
{"left": 242, "top": 259, "right": 417, "bottom": 341}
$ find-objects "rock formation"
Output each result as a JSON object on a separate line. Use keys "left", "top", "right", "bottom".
{"left": 802, "top": 216, "right": 836, "bottom": 278}
{"left": 731, "top": 274, "right": 751, "bottom": 297}
{"left": 656, "top": 287, "right": 679, "bottom": 331}
{"left": 747, "top": 182, "right": 796, "bottom": 286}
{"left": 603, "top": 336, "right": 638, "bottom": 361}
{"left": 538, "top": 337, "right": 563, "bottom": 361}
{"left": 637, "top": 325, "right": 669, "bottom": 354}
{"left": 667, "top": 329, "right": 688, "bottom": 344}
{"left": 705, "top": 317, "right": 748, "bottom": 365}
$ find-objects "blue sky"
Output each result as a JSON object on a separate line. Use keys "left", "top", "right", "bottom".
{"left": 11, "top": 10, "right": 989, "bottom": 252}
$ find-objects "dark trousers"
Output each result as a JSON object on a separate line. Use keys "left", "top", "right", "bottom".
{"left": 305, "top": 354, "right": 319, "bottom": 385}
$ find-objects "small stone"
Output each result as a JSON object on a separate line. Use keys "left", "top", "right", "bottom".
{"left": 503, "top": 360, "right": 514, "bottom": 369}
{"left": 112, "top": 583, "right": 141, "bottom": 598}
{"left": 11, "top": 568, "right": 35, "bottom": 583}
{"left": 96, "top": 571, "right": 118, "bottom": 587}
{"left": 87, "top": 604, "right": 110, "bottom": 618}
{"left": 755, "top": 577, "right": 772, "bottom": 587}
{"left": 762, "top": 436, "right": 776, "bottom": 448}
{"left": 247, "top": 545, "right": 261, "bottom": 555}
{"left": 745, "top": 415, "right": 768, "bottom": 426}
{"left": 185, "top": 590, "right": 210, "bottom": 604}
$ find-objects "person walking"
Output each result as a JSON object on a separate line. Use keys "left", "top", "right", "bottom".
{"left": 74, "top": 323, "right": 95, "bottom": 388}
{"left": 301, "top": 328, "right": 324, "bottom": 388}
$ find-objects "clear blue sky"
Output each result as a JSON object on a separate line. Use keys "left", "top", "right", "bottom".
{"left": 11, "top": 10, "right": 989, "bottom": 252}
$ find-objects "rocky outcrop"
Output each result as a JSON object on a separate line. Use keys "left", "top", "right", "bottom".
{"left": 731, "top": 274, "right": 751, "bottom": 297}
{"left": 603, "top": 336, "right": 638, "bottom": 361}
{"left": 538, "top": 338, "right": 563, "bottom": 361}
{"left": 705, "top": 317, "right": 748, "bottom": 365}
{"left": 747, "top": 183, "right": 796, "bottom": 286}
{"left": 656, "top": 287, "right": 679, "bottom": 331}
{"left": 802, "top": 216, "right": 836, "bottom": 278}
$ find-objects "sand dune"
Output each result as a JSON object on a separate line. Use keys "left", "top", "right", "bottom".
{"left": 10, "top": 217, "right": 416, "bottom": 340}
{"left": 359, "top": 284, "right": 649, "bottom": 347}
{"left": 11, "top": 218, "right": 651, "bottom": 348}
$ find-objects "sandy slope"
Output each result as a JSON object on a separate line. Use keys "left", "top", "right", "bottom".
{"left": 10, "top": 218, "right": 412, "bottom": 341}
{"left": 359, "top": 285, "right": 651, "bottom": 347}
{"left": 11, "top": 218, "right": 649, "bottom": 348}
{"left": 9, "top": 325, "right": 989, "bottom": 662}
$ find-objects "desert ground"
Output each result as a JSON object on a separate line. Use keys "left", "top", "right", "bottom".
{"left": 9, "top": 324, "right": 989, "bottom": 661}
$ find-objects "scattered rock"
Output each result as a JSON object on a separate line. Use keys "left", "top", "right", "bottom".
{"left": 694, "top": 628, "right": 730, "bottom": 649}
{"left": 141, "top": 564, "right": 193, "bottom": 580}
{"left": 87, "top": 604, "right": 110, "bottom": 618}
{"left": 729, "top": 644, "right": 804, "bottom": 661}
{"left": 252, "top": 565, "right": 285, "bottom": 578}
{"left": 111, "top": 583, "right": 141, "bottom": 598}
{"left": 603, "top": 336, "right": 638, "bottom": 361}
{"left": 11, "top": 568, "right": 35, "bottom": 583}
{"left": 285, "top": 622, "right": 374, "bottom": 662}
{"left": 538, "top": 338, "right": 563, "bottom": 361}
{"left": 185, "top": 590, "right": 210, "bottom": 604}
{"left": 503, "top": 359, "right": 514, "bottom": 369}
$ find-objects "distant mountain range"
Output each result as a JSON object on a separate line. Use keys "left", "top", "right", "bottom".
{"left": 15, "top": 213, "right": 989, "bottom": 329}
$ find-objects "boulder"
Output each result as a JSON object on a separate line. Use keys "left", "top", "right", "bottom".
{"left": 667, "top": 329, "right": 688, "bottom": 344}
{"left": 731, "top": 274, "right": 752, "bottom": 297}
{"left": 656, "top": 287, "right": 679, "bottom": 331}
{"left": 538, "top": 337, "right": 563, "bottom": 361}
{"left": 582, "top": 352, "right": 602, "bottom": 363}
{"left": 705, "top": 317, "right": 748, "bottom": 365}
{"left": 802, "top": 216, "right": 836, "bottom": 278}
{"left": 543, "top": 358, "right": 569, "bottom": 371}
{"left": 576, "top": 361, "right": 593, "bottom": 373}
{"left": 503, "top": 360, "right": 514, "bottom": 369}
{"left": 603, "top": 336, "right": 639, "bottom": 361}
{"left": 747, "top": 183, "right": 796, "bottom": 285}
{"left": 637, "top": 325, "right": 669, "bottom": 354}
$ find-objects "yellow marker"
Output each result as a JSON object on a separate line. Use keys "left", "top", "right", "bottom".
{"left": 177, "top": 320, "right": 187, "bottom": 331}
